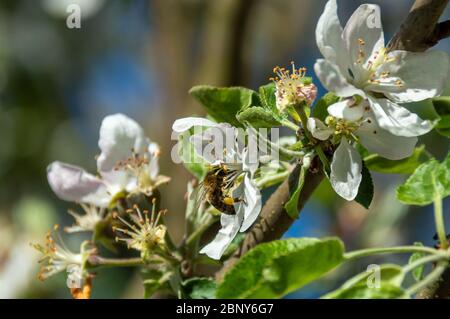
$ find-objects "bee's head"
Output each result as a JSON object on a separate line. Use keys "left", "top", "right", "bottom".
{"left": 204, "top": 163, "right": 242, "bottom": 191}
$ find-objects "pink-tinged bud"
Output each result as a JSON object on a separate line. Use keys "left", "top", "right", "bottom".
{"left": 297, "top": 83, "right": 317, "bottom": 107}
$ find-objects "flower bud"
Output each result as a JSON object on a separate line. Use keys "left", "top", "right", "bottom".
{"left": 271, "top": 62, "right": 318, "bottom": 112}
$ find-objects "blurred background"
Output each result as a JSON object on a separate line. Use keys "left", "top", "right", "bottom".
{"left": 0, "top": 0, "right": 449, "bottom": 299}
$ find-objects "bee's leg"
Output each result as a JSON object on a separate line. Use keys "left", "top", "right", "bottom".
{"left": 223, "top": 196, "right": 246, "bottom": 206}
{"left": 232, "top": 197, "right": 246, "bottom": 205}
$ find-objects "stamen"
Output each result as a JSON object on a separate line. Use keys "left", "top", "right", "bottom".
{"left": 112, "top": 204, "right": 167, "bottom": 253}
{"left": 113, "top": 212, "right": 137, "bottom": 230}
{"left": 32, "top": 226, "right": 88, "bottom": 281}
{"left": 271, "top": 62, "right": 317, "bottom": 111}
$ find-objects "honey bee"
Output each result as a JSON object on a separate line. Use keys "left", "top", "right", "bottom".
{"left": 198, "top": 164, "right": 240, "bottom": 215}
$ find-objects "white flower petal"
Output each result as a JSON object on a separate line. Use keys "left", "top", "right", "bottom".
{"left": 356, "top": 115, "right": 417, "bottom": 160}
{"left": 307, "top": 118, "right": 333, "bottom": 141}
{"left": 368, "top": 50, "right": 450, "bottom": 103}
{"left": 239, "top": 175, "right": 262, "bottom": 232}
{"left": 190, "top": 123, "right": 243, "bottom": 164}
{"left": 100, "top": 170, "right": 135, "bottom": 194}
{"left": 47, "top": 161, "right": 110, "bottom": 207}
{"left": 199, "top": 213, "right": 243, "bottom": 260}
{"left": 343, "top": 4, "right": 384, "bottom": 71}
{"left": 315, "top": 0, "right": 348, "bottom": 72}
{"left": 327, "top": 99, "right": 365, "bottom": 121}
{"left": 368, "top": 97, "right": 433, "bottom": 137}
{"left": 172, "top": 117, "right": 217, "bottom": 133}
{"left": 97, "top": 114, "right": 149, "bottom": 172}
{"left": 190, "top": 126, "right": 226, "bottom": 164}
{"left": 314, "top": 59, "right": 366, "bottom": 98}
{"left": 330, "top": 137, "right": 362, "bottom": 201}
{"left": 147, "top": 142, "right": 160, "bottom": 180}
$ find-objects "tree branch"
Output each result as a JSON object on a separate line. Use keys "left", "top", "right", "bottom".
{"left": 417, "top": 267, "right": 450, "bottom": 298}
{"left": 387, "top": 0, "right": 450, "bottom": 52}
{"left": 431, "top": 20, "right": 450, "bottom": 45}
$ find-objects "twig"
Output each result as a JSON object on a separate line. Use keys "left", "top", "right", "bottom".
{"left": 344, "top": 246, "right": 441, "bottom": 260}
{"left": 387, "top": 0, "right": 450, "bottom": 52}
{"left": 87, "top": 256, "right": 143, "bottom": 268}
{"left": 431, "top": 20, "right": 450, "bottom": 46}
{"left": 417, "top": 267, "right": 450, "bottom": 299}
{"left": 408, "top": 263, "right": 448, "bottom": 296}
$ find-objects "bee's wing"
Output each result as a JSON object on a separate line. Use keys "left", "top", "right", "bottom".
{"left": 190, "top": 181, "right": 208, "bottom": 211}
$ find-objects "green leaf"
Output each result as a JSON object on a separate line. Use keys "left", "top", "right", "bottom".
{"left": 312, "top": 93, "right": 340, "bottom": 121}
{"left": 258, "top": 83, "right": 289, "bottom": 122}
{"left": 323, "top": 264, "right": 407, "bottom": 299}
{"left": 177, "top": 130, "right": 208, "bottom": 180}
{"left": 397, "top": 152, "right": 450, "bottom": 205}
{"left": 182, "top": 278, "right": 217, "bottom": 299}
{"left": 259, "top": 83, "right": 277, "bottom": 110}
{"left": 355, "top": 162, "right": 374, "bottom": 209}
{"left": 435, "top": 115, "right": 450, "bottom": 137}
{"left": 143, "top": 281, "right": 160, "bottom": 299}
{"left": 363, "top": 145, "right": 430, "bottom": 174}
{"left": 142, "top": 268, "right": 169, "bottom": 299}
{"left": 236, "top": 106, "right": 281, "bottom": 128}
{"left": 189, "top": 86, "right": 259, "bottom": 127}
{"left": 432, "top": 97, "right": 450, "bottom": 137}
{"left": 432, "top": 97, "right": 450, "bottom": 115}
{"left": 408, "top": 242, "right": 425, "bottom": 282}
{"left": 284, "top": 165, "right": 307, "bottom": 219}
{"left": 332, "top": 264, "right": 404, "bottom": 289}
{"left": 216, "top": 237, "right": 345, "bottom": 299}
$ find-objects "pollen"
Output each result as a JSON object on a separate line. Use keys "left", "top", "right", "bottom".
{"left": 112, "top": 147, "right": 163, "bottom": 195}
{"left": 330, "top": 117, "right": 360, "bottom": 138}
{"left": 357, "top": 38, "right": 366, "bottom": 64}
{"left": 223, "top": 197, "right": 235, "bottom": 205}
{"left": 114, "top": 149, "right": 149, "bottom": 171}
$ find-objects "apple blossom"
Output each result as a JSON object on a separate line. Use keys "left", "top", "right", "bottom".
{"left": 315, "top": 0, "right": 450, "bottom": 137}
{"left": 308, "top": 99, "right": 417, "bottom": 200}
{"left": 47, "top": 114, "right": 169, "bottom": 208}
